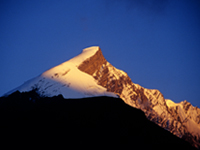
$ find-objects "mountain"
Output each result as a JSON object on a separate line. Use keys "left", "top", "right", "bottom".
{"left": 5, "top": 46, "right": 116, "bottom": 98}
{"left": 3, "top": 46, "right": 200, "bottom": 148}
{"left": 0, "top": 90, "right": 196, "bottom": 149}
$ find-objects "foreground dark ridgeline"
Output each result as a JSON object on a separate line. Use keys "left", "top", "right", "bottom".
{"left": 0, "top": 90, "right": 197, "bottom": 149}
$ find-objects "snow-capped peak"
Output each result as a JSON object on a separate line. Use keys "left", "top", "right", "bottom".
{"left": 68, "top": 46, "right": 100, "bottom": 66}
{"left": 5, "top": 46, "right": 117, "bottom": 98}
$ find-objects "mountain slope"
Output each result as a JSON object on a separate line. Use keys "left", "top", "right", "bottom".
{"left": 77, "top": 46, "right": 200, "bottom": 148}
{"left": 3, "top": 46, "right": 200, "bottom": 148}
{"left": 0, "top": 90, "right": 196, "bottom": 150}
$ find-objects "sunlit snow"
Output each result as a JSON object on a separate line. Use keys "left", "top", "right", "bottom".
{"left": 5, "top": 46, "right": 117, "bottom": 99}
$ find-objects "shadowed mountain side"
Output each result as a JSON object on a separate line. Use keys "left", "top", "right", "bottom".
{"left": 0, "top": 91, "right": 197, "bottom": 149}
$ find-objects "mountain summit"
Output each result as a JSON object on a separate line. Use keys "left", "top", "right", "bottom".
{"left": 6, "top": 46, "right": 117, "bottom": 98}
{"left": 4, "top": 46, "right": 200, "bottom": 148}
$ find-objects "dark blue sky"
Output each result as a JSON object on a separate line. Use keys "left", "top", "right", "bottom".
{"left": 1, "top": 0, "right": 200, "bottom": 107}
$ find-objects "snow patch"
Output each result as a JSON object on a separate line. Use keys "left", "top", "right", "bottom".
{"left": 166, "top": 99, "right": 183, "bottom": 109}
{"left": 166, "top": 99, "right": 179, "bottom": 108}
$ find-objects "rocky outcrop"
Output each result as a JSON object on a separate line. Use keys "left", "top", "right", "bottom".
{"left": 78, "top": 47, "right": 200, "bottom": 149}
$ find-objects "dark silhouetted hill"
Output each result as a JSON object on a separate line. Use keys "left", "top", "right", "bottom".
{"left": 0, "top": 90, "right": 197, "bottom": 149}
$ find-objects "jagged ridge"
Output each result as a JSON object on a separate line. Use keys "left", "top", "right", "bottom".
{"left": 78, "top": 47, "right": 200, "bottom": 148}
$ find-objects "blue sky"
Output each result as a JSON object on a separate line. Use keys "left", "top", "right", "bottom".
{"left": 1, "top": 0, "right": 200, "bottom": 107}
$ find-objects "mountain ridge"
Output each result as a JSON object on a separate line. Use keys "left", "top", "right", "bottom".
{"left": 77, "top": 46, "right": 200, "bottom": 148}
{"left": 3, "top": 46, "right": 200, "bottom": 148}
{"left": 0, "top": 90, "right": 196, "bottom": 149}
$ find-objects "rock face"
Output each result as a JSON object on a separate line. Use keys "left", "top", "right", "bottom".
{"left": 78, "top": 47, "right": 200, "bottom": 148}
